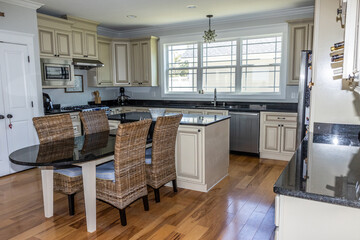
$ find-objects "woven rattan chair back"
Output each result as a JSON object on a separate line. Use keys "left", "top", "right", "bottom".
{"left": 96, "top": 119, "right": 152, "bottom": 210}
{"left": 80, "top": 110, "right": 110, "bottom": 135}
{"left": 33, "top": 114, "right": 74, "bottom": 143}
{"left": 147, "top": 114, "right": 182, "bottom": 189}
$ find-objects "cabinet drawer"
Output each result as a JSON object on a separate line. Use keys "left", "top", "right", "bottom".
{"left": 73, "top": 123, "right": 81, "bottom": 137}
{"left": 69, "top": 113, "right": 80, "bottom": 120}
{"left": 265, "top": 114, "right": 297, "bottom": 122}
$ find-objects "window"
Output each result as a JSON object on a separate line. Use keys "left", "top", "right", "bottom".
{"left": 241, "top": 36, "right": 282, "bottom": 93}
{"left": 202, "top": 41, "right": 237, "bottom": 92}
{"left": 164, "top": 34, "right": 283, "bottom": 95}
{"left": 167, "top": 43, "right": 197, "bottom": 92}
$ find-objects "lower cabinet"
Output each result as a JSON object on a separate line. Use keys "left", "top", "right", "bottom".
{"left": 69, "top": 112, "right": 81, "bottom": 137}
{"left": 176, "top": 126, "right": 204, "bottom": 184}
{"left": 260, "top": 112, "right": 298, "bottom": 161}
{"left": 108, "top": 120, "right": 120, "bottom": 130}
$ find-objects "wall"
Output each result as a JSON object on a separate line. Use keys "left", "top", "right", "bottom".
{"left": 310, "top": 0, "right": 360, "bottom": 129}
{"left": 0, "top": 1, "right": 43, "bottom": 115}
{"left": 98, "top": 6, "right": 314, "bottom": 103}
{"left": 43, "top": 69, "right": 119, "bottom": 106}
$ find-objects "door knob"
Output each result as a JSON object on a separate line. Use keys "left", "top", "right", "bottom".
{"left": 7, "top": 114, "right": 13, "bottom": 119}
{"left": 0, "top": 115, "right": 4, "bottom": 119}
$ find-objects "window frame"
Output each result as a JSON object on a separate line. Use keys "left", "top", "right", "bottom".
{"left": 160, "top": 23, "right": 288, "bottom": 100}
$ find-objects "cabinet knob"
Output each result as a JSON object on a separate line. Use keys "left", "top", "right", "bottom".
{"left": 0, "top": 115, "right": 4, "bottom": 120}
{"left": 198, "top": 129, "right": 201, "bottom": 132}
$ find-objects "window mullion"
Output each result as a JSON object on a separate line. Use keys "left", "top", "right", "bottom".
{"left": 197, "top": 42, "right": 202, "bottom": 93}
{"left": 236, "top": 39, "right": 242, "bottom": 93}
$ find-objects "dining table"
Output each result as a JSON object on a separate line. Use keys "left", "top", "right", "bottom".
{"left": 9, "top": 130, "right": 121, "bottom": 233}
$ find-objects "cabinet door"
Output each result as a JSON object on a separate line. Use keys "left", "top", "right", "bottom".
{"left": 281, "top": 124, "right": 297, "bottom": 153}
{"left": 97, "top": 41, "right": 113, "bottom": 86}
{"left": 84, "top": 31, "right": 97, "bottom": 59}
{"left": 288, "top": 23, "right": 308, "bottom": 85}
{"left": 131, "top": 42, "right": 142, "bottom": 84}
{"left": 72, "top": 29, "right": 84, "bottom": 58}
{"left": 55, "top": 30, "right": 72, "bottom": 58}
{"left": 176, "top": 127, "right": 203, "bottom": 183}
{"left": 262, "top": 123, "right": 281, "bottom": 152}
{"left": 39, "top": 28, "right": 56, "bottom": 57}
{"left": 113, "top": 42, "right": 131, "bottom": 85}
{"left": 140, "top": 41, "right": 151, "bottom": 85}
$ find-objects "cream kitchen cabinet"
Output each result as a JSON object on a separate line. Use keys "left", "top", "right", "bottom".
{"left": 65, "top": 15, "right": 99, "bottom": 59}
{"left": 108, "top": 120, "right": 120, "bottom": 130}
{"left": 37, "top": 14, "right": 73, "bottom": 58}
{"left": 69, "top": 112, "right": 82, "bottom": 137}
{"left": 130, "top": 37, "right": 159, "bottom": 86}
{"left": 260, "top": 112, "right": 298, "bottom": 161}
{"left": 288, "top": 19, "right": 314, "bottom": 85}
{"left": 88, "top": 36, "right": 113, "bottom": 87}
{"left": 113, "top": 41, "right": 132, "bottom": 86}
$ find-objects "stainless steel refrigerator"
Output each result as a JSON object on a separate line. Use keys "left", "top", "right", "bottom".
{"left": 296, "top": 50, "right": 312, "bottom": 146}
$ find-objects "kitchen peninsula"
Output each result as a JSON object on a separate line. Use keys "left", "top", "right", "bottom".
{"left": 274, "top": 123, "right": 360, "bottom": 239}
{"left": 109, "top": 112, "right": 231, "bottom": 192}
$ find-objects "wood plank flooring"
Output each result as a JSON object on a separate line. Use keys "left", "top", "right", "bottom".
{"left": 0, "top": 154, "right": 287, "bottom": 240}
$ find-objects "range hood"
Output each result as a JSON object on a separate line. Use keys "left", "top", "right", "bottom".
{"left": 73, "top": 58, "right": 104, "bottom": 69}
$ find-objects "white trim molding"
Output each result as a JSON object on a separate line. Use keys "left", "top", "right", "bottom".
{"left": 0, "top": 0, "right": 43, "bottom": 9}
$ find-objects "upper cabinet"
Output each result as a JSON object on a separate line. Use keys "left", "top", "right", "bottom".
{"left": 288, "top": 19, "right": 314, "bottom": 85}
{"left": 65, "top": 15, "right": 99, "bottom": 59}
{"left": 37, "top": 14, "right": 73, "bottom": 58}
{"left": 88, "top": 36, "right": 113, "bottom": 87}
{"left": 130, "top": 37, "right": 159, "bottom": 86}
{"left": 113, "top": 41, "right": 132, "bottom": 86}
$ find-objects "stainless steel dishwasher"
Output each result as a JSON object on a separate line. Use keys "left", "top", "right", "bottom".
{"left": 229, "top": 112, "right": 260, "bottom": 153}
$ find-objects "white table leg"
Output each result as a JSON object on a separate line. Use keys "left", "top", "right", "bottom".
{"left": 40, "top": 168, "right": 53, "bottom": 218}
{"left": 81, "top": 161, "right": 97, "bottom": 233}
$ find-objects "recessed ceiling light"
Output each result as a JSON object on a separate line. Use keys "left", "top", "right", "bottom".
{"left": 187, "top": 5, "right": 197, "bottom": 9}
{"left": 126, "top": 15, "right": 137, "bottom": 19}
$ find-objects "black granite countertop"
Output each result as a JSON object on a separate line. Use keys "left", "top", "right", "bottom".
{"left": 44, "top": 109, "right": 80, "bottom": 115}
{"left": 274, "top": 123, "right": 360, "bottom": 208}
{"left": 108, "top": 112, "right": 230, "bottom": 126}
{"left": 89, "top": 100, "right": 298, "bottom": 113}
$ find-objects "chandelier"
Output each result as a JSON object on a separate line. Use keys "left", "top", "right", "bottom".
{"left": 203, "top": 15, "right": 217, "bottom": 43}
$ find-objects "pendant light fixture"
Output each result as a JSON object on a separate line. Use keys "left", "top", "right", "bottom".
{"left": 203, "top": 15, "right": 217, "bottom": 43}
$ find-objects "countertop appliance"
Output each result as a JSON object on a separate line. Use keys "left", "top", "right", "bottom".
{"left": 117, "top": 87, "right": 130, "bottom": 106}
{"left": 229, "top": 112, "right": 260, "bottom": 153}
{"left": 296, "top": 50, "right": 312, "bottom": 146}
{"left": 41, "top": 58, "right": 74, "bottom": 87}
{"left": 42, "top": 92, "right": 53, "bottom": 112}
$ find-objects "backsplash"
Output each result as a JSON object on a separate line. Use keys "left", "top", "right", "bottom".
{"left": 42, "top": 69, "right": 119, "bottom": 106}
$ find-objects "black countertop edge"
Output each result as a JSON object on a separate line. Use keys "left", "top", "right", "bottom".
{"left": 314, "top": 122, "right": 360, "bottom": 136}
{"left": 273, "top": 186, "right": 360, "bottom": 209}
{"left": 88, "top": 99, "right": 298, "bottom": 113}
{"left": 108, "top": 113, "right": 231, "bottom": 127}
{"left": 44, "top": 109, "right": 80, "bottom": 115}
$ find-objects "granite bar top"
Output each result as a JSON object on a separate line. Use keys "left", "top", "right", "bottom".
{"left": 44, "top": 109, "right": 79, "bottom": 115}
{"left": 89, "top": 100, "right": 298, "bottom": 113}
{"left": 108, "top": 112, "right": 230, "bottom": 126}
{"left": 274, "top": 122, "right": 360, "bottom": 209}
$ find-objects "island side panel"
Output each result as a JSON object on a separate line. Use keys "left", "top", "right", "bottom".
{"left": 204, "top": 119, "right": 230, "bottom": 191}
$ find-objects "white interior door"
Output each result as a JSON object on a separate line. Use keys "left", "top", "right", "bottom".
{"left": 0, "top": 42, "right": 37, "bottom": 175}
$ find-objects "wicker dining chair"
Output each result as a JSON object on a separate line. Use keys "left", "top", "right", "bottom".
{"left": 33, "top": 114, "right": 82, "bottom": 216}
{"left": 96, "top": 119, "right": 152, "bottom": 226}
{"left": 79, "top": 110, "right": 110, "bottom": 135}
{"left": 145, "top": 114, "right": 182, "bottom": 203}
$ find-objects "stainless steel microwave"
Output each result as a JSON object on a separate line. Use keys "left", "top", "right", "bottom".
{"left": 41, "top": 58, "right": 74, "bottom": 88}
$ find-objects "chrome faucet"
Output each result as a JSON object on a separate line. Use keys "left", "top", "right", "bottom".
{"left": 211, "top": 88, "right": 217, "bottom": 107}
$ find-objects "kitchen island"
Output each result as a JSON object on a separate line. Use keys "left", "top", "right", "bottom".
{"left": 274, "top": 123, "right": 360, "bottom": 239}
{"left": 109, "top": 112, "right": 231, "bottom": 192}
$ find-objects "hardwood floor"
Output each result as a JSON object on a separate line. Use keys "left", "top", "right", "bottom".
{"left": 0, "top": 154, "right": 287, "bottom": 240}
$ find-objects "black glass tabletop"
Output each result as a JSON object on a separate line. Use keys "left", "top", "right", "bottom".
{"left": 9, "top": 130, "right": 119, "bottom": 167}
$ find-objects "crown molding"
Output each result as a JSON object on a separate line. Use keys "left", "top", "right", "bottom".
{"left": 99, "top": 6, "right": 314, "bottom": 38}
{"left": 0, "top": 0, "right": 44, "bottom": 10}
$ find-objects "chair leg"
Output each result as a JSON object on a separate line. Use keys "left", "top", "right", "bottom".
{"left": 119, "top": 209, "right": 127, "bottom": 226}
{"left": 154, "top": 188, "right": 160, "bottom": 203}
{"left": 172, "top": 179, "right": 178, "bottom": 193}
{"left": 142, "top": 195, "right": 149, "bottom": 211}
{"left": 68, "top": 193, "right": 75, "bottom": 216}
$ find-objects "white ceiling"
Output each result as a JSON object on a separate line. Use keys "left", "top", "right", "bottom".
{"left": 34, "top": 0, "right": 314, "bottom": 31}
